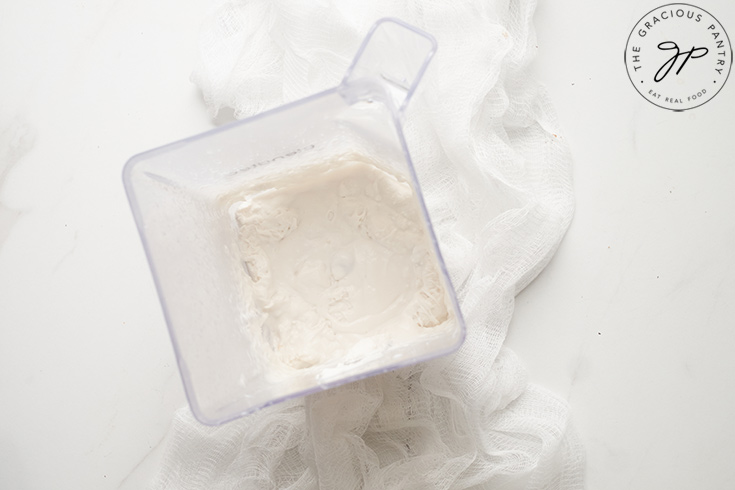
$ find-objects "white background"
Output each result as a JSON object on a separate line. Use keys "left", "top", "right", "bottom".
{"left": 1, "top": 1, "right": 734, "bottom": 489}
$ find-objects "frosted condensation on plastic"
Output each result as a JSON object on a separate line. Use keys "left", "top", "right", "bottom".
{"left": 152, "top": 1, "right": 584, "bottom": 489}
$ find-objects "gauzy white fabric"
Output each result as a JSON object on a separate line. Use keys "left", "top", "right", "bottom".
{"left": 151, "top": 0, "right": 584, "bottom": 489}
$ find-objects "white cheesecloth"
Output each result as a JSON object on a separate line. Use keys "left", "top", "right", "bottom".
{"left": 151, "top": 0, "right": 584, "bottom": 488}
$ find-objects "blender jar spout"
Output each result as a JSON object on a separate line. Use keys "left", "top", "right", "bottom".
{"left": 340, "top": 18, "right": 437, "bottom": 115}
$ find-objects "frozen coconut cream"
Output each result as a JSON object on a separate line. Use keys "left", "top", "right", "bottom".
{"left": 224, "top": 153, "right": 453, "bottom": 371}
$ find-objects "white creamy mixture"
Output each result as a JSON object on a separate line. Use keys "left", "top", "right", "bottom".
{"left": 227, "top": 154, "right": 450, "bottom": 370}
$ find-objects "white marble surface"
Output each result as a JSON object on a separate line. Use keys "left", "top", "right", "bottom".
{"left": 1, "top": 1, "right": 734, "bottom": 489}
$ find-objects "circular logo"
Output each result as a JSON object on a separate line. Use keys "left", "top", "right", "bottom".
{"left": 625, "top": 3, "right": 732, "bottom": 111}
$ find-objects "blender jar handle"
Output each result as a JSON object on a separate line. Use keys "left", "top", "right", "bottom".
{"left": 341, "top": 18, "right": 437, "bottom": 115}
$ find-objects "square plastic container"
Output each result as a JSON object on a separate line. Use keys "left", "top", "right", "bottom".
{"left": 123, "top": 18, "right": 465, "bottom": 425}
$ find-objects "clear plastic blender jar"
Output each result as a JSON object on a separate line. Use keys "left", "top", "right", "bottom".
{"left": 124, "top": 18, "right": 466, "bottom": 425}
